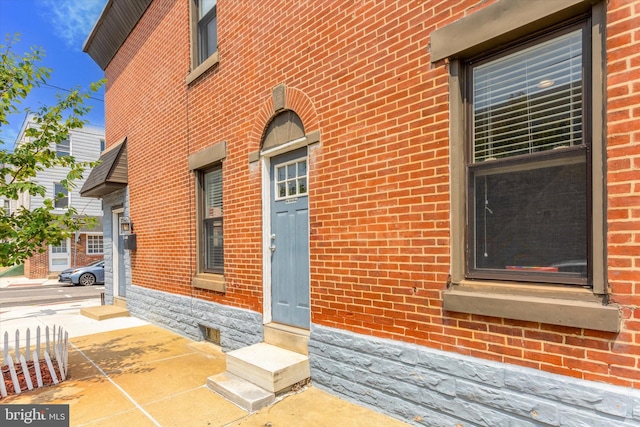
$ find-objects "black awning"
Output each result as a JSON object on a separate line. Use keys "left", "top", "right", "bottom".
{"left": 80, "top": 138, "right": 128, "bottom": 198}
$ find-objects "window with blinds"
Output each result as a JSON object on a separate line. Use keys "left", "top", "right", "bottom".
{"left": 203, "top": 166, "right": 223, "bottom": 273}
{"left": 473, "top": 29, "right": 583, "bottom": 162}
{"left": 467, "top": 22, "right": 590, "bottom": 285}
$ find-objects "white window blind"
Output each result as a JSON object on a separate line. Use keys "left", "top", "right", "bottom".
{"left": 205, "top": 167, "right": 222, "bottom": 219}
{"left": 473, "top": 29, "right": 583, "bottom": 162}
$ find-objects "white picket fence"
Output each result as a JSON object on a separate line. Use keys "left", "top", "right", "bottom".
{"left": 1, "top": 325, "right": 69, "bottom": 397}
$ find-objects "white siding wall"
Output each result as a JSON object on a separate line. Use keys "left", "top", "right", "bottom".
{"left": 22, "top": 123, "right": 104, "bottom": 217}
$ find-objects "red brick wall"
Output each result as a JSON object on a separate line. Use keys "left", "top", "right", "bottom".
{"left": 24, "top": 250, "right": 49, "bottom": 279}
{"left": 604, "top": 0, "right": 640, "bottom": 386}
{"left": 72, "top": 235, "right": 104, "bottom": 268}
{"left": 103, "top": 0, "right": 640, "bottom": 387}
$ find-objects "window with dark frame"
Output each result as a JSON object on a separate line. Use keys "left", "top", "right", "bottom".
{"left": 202, "top": 166, "right": 223, "bottom": 274}
{"left": 466, "top": 21, "right": 590, "bottom": 286}
{"left": 54, "top": 183, "right": 69, "bottom": 209}
{"left": 197, "top": 0, "right": 217, "bottom": 65}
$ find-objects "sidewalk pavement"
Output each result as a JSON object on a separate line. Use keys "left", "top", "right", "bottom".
{"left": 0, "top": 299, "right": 410, "bottom": 427}
{"left": 0, "top": 275, "right": 61, "bottom": 288}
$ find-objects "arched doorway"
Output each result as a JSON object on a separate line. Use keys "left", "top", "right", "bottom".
{"left": 261, "top": 110, "right": 311, "bottom": 329}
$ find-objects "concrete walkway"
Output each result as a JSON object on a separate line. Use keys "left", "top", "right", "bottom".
{"left": 0, "top": 301, "right": 409, "bottom": 426}
{"left": 0, "top": 275, "right": 61, "bottom": 288}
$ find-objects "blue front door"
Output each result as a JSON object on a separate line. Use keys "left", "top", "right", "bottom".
{"left": 270, "top": 148, "right": 310, "bottom": 329}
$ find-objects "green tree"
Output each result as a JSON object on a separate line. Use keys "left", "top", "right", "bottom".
{"left": 0, "top": 34, "right": 103, "bottom": 266}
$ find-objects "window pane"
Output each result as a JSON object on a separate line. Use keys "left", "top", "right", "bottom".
{"left": 472, "top": 157, "right": 587, "bottom": 277}
{"left": 57, "top": 139, "right": 70, "bottom": 157}
{"left": 54, "top": 183, "right": 68, "bottom": 209}
{"left": 298, "top": 177, "right": 307, "bottom": 194}
{"left": 206, "top": 16, "right": 217, "bottom": 57}
{"left": 52, "top": 241, "right": 67, "bottom": 253}
{"left": 199, "top": 0, "right": 216, "bottom": 18}
{"left": 204, "top": 218, "right": 223, "bottom": 272}
{"left": 202, "top": 166, "right": 223, "bottom": 273}
{"left": 87, "top": 235, "right": 104, "bottom": 254}
{"left": 198, "top": 1, "right": 217, "bottom": 62}
{"left": 473, "top": 29, "right": 583, "bottom": 162}
{"left": 287, "top": 164, "right": 296, "bottom": 179}
{"left": 204, "top": 168, "right": 222, "bottom": 219}
{"left": 275, "top": 156, "right": 309, "bottom": 200}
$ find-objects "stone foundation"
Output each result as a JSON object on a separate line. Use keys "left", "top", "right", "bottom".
{"left": 126, "top": 285, "right": 263, "bottom": 351}
{"left": 310, "top": 325, "right": 640, "bottom": 426}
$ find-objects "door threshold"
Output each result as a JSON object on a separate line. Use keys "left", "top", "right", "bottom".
{"left": 265, "top": 322, "right": 310, "bottom": 335}
{"left": 264, "top": 322, "right": 309, "bottom": 355}
{"left": 113, "top": 296, "right": 127, "bottom": 308}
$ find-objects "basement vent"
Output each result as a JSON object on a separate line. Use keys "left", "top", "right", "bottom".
{"left": 201, "top": 325, "right": 221, "bottom": 345}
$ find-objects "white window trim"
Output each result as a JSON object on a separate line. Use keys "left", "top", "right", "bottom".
{"left": 274, "top": 157, "right": 309, "bottom": 201}
{"left": 86, "top": 234, "right": 104, "bottom": 255}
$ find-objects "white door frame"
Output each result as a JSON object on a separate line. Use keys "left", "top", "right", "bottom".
{"left": 112, "top": 208, "right": 124, "bottom": 298}
{"left": 49, "top": 238, "right": 71, "bottom": 271}
{"left": 261, "top": 136, "right": 310, "bottom": 325}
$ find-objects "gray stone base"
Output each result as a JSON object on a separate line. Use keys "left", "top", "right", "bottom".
{"left": 309, "top": 324, "right": 640, "bottom": 426}
{"left": 127, "top": 285, "right": 263, "bottom": 351}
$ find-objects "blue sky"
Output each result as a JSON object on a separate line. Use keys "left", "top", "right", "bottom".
{"left": 0, "top": 0, "right": 107, "bottom": 149}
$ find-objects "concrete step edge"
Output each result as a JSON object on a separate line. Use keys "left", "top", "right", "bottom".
{"left": 206, "top": 372, "right": 274, "bottom": 413}
{"left": 226, "top": 343, "right": 310, "bottom": 393}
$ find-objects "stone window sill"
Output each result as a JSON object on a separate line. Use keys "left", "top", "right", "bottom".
{"left": 192, "top": 273, "right": 224, "bottom": 293}
{"left": 443, "top": 280, "right": 620, "bottom": 332}
{"left": 186, "top": 51, "right": 219, "bottom": 85}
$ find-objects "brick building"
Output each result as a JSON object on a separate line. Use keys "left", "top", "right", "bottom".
{"left": 82, "top": 0, "right": 640, "bottom": 424}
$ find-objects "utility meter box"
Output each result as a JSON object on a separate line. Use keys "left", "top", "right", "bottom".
{"left": 123, "top": 234, "right": 137, "bottom": 251}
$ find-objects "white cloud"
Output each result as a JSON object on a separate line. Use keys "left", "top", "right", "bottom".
{"left": 40, "top": 0, "right": 106, "bottom": 49}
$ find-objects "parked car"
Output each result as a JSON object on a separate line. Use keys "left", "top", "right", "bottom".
{"left": 58, "top": 260, "right": 105, "bottom": 286}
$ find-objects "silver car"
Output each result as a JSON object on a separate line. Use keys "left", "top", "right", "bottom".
{"left": 58, "top": 260, "right": 105, "bottom": 286}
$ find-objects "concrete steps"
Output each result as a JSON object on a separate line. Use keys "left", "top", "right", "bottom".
{"left": 207, "top": 372, "right": 275, "bottom": 413}
{"left": 80, "top": 305, "right": 130, "bottom": 320}
{"left": 227, "top": 342, "right": 310, "bottom": 393}
{"left": 207, "top": 325, "right": 310, "bottom": 412}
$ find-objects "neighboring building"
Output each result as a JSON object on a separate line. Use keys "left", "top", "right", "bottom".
{"left": 82, "top": 0, "right": 640, "bottom": 424}
{"left": 15, "top": 117, "right": 105, "bottom": 278}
